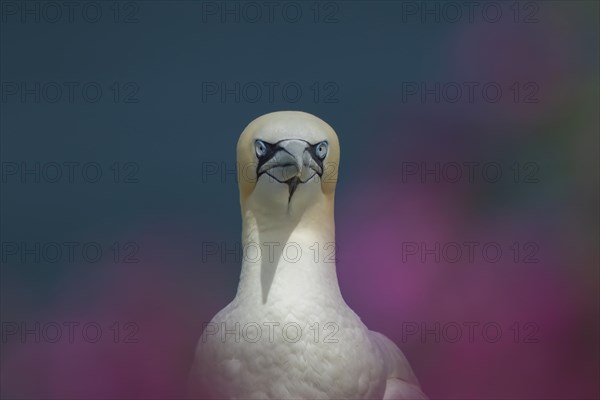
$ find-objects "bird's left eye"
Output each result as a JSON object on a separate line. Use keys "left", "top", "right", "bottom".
{"left": 315, "top": 141, "right": 328, "bottom": 159}
{"left": 255, "top": 140, "right": 268, "bottom": 158}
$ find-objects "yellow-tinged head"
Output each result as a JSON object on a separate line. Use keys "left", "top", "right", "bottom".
{"left": 236, "top": 111, "right": 340, "bottom": 215}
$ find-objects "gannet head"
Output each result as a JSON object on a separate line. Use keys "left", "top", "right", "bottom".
{"left": 237, "top": 111, "right": 339, "bottom": 216}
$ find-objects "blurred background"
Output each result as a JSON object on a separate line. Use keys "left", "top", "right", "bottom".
{"left": 1, "top": 1, "right": 598, "bottom": 399}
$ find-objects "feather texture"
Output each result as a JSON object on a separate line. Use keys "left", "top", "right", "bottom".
{"left": 189, "top": 112, "right": 426, "bottom": 399}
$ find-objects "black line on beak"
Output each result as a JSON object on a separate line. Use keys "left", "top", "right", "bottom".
{"left": 287, "top": 177, "right": 300, "bottom": 203}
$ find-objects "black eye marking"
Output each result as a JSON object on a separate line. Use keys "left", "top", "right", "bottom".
{"left": 255, "top": 139, "right": 328, "bottom": 181}
{"left": 308, "top": 141, "right": 327, "bottom": 176}
{"left": 255, "top": 139, "right": 275, "bottom": 161}
{"left": 255, "top": 140, "right": 277, "bottom": 178}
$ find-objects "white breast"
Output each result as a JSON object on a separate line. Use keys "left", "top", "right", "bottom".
{"left": 192, "top": 292, "right": 387, "bottom": 399}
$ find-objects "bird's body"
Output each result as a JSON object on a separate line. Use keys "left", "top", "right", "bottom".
{"left": 190, "top": 112, "right": 426, "bottom": 399}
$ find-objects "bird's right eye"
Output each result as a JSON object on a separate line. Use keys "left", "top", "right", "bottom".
{"left": 255, "top": 140, "right": 268, "bottom": 158}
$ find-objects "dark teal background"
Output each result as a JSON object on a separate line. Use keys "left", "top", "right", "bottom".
{"left": 1, "top": 1, "right": 598, "bottom": 399}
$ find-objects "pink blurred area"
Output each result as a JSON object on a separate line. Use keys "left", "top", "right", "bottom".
{"left": 1, "top": 224, "right": 232, "bottom": 399}
{"left": 336, "top": 181, "right": 599, "bottom": 399}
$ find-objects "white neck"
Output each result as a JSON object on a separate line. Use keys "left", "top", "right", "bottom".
{"left": 235, "top": 193, "right": 342, "bottom": 305}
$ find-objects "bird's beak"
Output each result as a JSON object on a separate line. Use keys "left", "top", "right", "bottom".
{"left": 257, "top": 140, "right": 321, "bottom": 200}
{"left": 258, "top": 140, "right": 311, "bottom": 182}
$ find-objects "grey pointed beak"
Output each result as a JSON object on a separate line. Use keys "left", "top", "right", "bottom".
{"left": 258, "top": 140, "right": 310, "bottom": 182}
{"left": 256, "top": 139, "right": 324, "bottom": 202}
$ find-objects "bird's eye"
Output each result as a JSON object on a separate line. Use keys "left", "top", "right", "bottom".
{"left": 315, "top": 141, "right": 328, "bottom": 159}
{"left": 255, "top": 140, "right": 268, "bottom": 158}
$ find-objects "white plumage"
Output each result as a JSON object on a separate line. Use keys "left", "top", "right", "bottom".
{"left": 189, "top": 111, "right": 426, "bottom": 399}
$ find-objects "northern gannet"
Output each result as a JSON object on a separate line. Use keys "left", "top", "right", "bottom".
{"left": 189, "top": 111, "right": 426, "bottom": 399}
